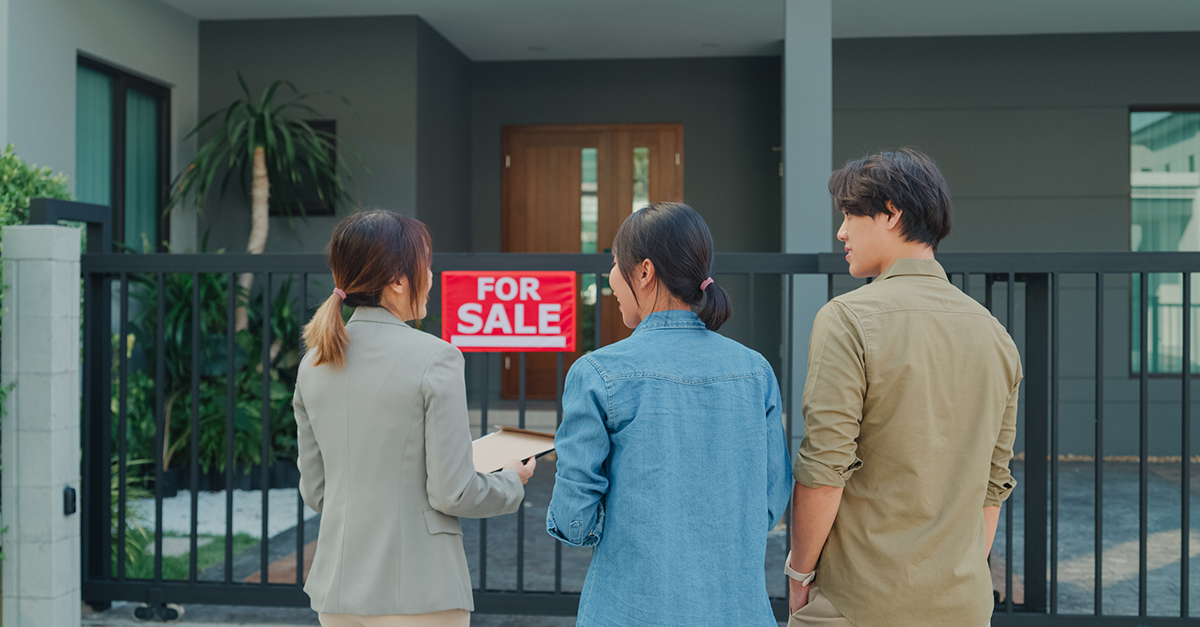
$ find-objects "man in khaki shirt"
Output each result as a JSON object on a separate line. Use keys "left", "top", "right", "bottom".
{"left": 786, "top": 149, "right": 1022, "bottom": 627}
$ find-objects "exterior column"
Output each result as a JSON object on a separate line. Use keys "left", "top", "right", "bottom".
{"left": 0, "top": 0, "right": 8, "bottom": 147}
{"left": 784, "top": 0, "right": 833, "bottom": 444}
{"left": 1, "top": 225, "right": 82, "bottom": 627}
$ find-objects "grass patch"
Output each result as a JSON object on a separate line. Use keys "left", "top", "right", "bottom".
{"left": 117, "top": 532, "right": 258, "bottom": 580}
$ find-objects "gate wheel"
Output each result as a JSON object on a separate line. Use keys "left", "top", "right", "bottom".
{"left": 132, "top": 603, "right": 185, "bottom": 623}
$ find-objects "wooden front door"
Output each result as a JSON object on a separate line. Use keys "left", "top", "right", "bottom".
{"left": 501, "top": 124, "right": 684, "bottom": 399}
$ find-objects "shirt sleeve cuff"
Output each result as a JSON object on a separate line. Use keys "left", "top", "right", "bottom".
{"left": 985, "top": 477, "right": 1017, "bottom": 507}
{"left": 546, "top": 510, "right": 604, "bottom": 547}
{"left": 793, "top": 454, "right": 860, "bottom": 489}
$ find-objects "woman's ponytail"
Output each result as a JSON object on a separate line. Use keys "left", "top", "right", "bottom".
{"left": 304, "top": 210, "right": 433, "bottom": 368}
{"left": 698, "top": 282, "right": 732, "bottom": 331}
{"left": 304, "top": 292, "right": 349, "bottom": 367}
{"left": 613, "top": 202, "right": 733, "bottom": 332}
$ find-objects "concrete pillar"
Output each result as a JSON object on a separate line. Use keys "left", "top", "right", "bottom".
{"left": 1, "top": 226, "right": 82, "bottom": 627}
{"left": 783, "top": 0, "right": 833, "bottom": 442}
{"left": 0, "top": 0, "right": 8, "bottom": 147}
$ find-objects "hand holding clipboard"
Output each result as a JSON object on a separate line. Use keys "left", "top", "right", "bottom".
{"left": 472, "top": 426, "right": 553, "bottom": 484}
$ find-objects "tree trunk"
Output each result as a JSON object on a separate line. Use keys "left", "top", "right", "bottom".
{"left": 236, "top": 146, "right": 270, "bottom": 331}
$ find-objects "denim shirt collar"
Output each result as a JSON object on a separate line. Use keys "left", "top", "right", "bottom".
{"left": 632, "top": 309, "right": 705, "bottom": 335}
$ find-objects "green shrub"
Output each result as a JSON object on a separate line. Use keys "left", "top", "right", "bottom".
{"left": 112, "top": 459, "right": 153, "bottom": 569}
{"left": 0, "top": 143, "right": 70, "bottom": 228}
{"left": 118, "top": 532, "right": 259, "bottom": 581}
{"left": 113, "top": 271, "right": 302, "bottom": 478}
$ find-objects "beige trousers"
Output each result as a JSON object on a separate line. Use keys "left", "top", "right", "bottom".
{"left": 318, "top": 610, "right": 469, "bottom": 627}
{"left": 786, "top": 586, "right": 989, "bottom": 627}
{"left": 786, "top": 586, "right": 853, "bottom": 627}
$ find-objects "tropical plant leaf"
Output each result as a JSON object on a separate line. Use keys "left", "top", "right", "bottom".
{"left": 166, "top": 76, "right": 364, "bottom": 227}
{"left": 237, "top": 71, "right": 253, "bottom": 101}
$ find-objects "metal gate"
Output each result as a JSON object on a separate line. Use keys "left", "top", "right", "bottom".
{"left": 50, "top": 208, "right": 1200, "bottom": 624}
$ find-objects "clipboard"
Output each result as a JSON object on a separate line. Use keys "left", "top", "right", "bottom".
{"left": 472, "top": 426, "right": 556, "bottom": 473}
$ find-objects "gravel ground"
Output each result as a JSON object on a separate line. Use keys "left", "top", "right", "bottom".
{"left": 127, "top": 488, "right": 319, "bottom": 539}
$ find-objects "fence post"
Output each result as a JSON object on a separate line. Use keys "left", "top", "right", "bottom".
{"left": 29, "top": 198, "right": 112, "bottom": 609}
{"left": 1, "top": 225, "right": 83, "bottom": 627}
{"left": 1023, "top": 273, "right": 1051, "bottom": 612}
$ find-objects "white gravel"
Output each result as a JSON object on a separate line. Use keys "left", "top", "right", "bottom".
{"left": 127, "top": 489, "right": 319, "bottom": 540}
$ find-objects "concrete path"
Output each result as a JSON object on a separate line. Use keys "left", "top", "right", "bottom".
{"left": 995, "top": 461, "right": 1200, "bottom": 616}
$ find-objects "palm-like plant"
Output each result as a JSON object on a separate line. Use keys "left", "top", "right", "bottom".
{"left": 168, "top": 74, "right": 361, "bottom": 330}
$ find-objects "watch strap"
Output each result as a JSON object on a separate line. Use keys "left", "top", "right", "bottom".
{"left": 784, "top": 551, "right": 817, "bottom": 586}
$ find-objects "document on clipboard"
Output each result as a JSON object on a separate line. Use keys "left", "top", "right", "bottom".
{"left": 472, "top": 426, "right": 556, "bottom": 473}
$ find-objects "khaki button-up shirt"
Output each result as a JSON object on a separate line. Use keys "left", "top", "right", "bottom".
{"left": 794, "top": 258, "right": 1022, "bottom": 627}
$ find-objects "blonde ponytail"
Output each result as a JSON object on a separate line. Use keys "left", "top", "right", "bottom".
{"left": 303, "top": 293, "right": 349, "bottom": 367}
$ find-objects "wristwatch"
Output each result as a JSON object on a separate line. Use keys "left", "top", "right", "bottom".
{"left": 784, "top": 551, "right": 817, "bottom": 587}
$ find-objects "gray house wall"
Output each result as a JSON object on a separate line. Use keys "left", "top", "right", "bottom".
{"left": 191, "top": 24, "right": 1200, "bottom": 455}
{"left": 470, "top": 56, "right": 784, "bottom": 255}
{"left": 833, "top": 32, "right": 1200, "bottom": 254}
{"left": 197, "top": 16, "right": 420, "bottom": 254}
{"left": 5, "top": 0, "right": 199, "bottom": 250}
{"left": 416, "top": 20, "right": 474, "bottom": 252}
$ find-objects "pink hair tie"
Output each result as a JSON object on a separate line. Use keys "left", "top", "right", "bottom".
{"left": 700, "top": 277, "right": 714, "bottom": 291}
{"left": 332, "top": 288, "right": 347, "bottom": 300}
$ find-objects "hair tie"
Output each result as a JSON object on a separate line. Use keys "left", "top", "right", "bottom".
{"left": 700, "top": 277, "right": 714, "bottom": 291}
{"left": 332, "top": 288, "right": 347, "bottom": 300}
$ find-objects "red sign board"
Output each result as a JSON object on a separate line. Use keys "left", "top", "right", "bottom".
{"left": 441, "top": 271, "right": 577, "bottom": 352}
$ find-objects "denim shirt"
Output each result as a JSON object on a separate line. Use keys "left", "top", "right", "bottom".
{"left": 546, "top": 310, "right": 792, "bottom": 626}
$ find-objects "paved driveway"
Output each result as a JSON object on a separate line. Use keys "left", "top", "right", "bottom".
{"left": 90, "top": 457, "right": 1200, "bottom": 623}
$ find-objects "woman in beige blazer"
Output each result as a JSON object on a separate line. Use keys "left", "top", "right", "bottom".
{"left": 294, "top": 210, "right": 535, "bottom": 627}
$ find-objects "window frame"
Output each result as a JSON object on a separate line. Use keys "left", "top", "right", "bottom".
{"left": 1128, "top": 104, "right": 1200, "bottom": 378}
{"left": 77, "top": 54, "right": 172, "bottom": 252}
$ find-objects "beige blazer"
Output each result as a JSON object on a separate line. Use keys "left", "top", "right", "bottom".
{"left": 294, "top": 306, "right": 524, "bottom": 615}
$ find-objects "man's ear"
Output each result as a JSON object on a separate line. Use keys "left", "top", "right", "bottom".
{"left": 883, "top": 201, "right": 904, "bottom": 232}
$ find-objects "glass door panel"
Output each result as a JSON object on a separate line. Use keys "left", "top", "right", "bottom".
{"left": 76, "top": 66, "right": 113, "bottom": 206}
{"left": 632, "top": 147, "right": 649, "bottom": 213}
{"left": 76, "top": 57, "right": 170, "bottom": 251}
{"left": 125, "top": 89, "right": 160, "bottom": 251}
{"left": 581, "top": 147, "right": 600, "bottom": 353}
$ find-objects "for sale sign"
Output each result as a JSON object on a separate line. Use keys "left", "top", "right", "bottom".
{"left": 441, "top": 271, "right": 577, "bottom": 352}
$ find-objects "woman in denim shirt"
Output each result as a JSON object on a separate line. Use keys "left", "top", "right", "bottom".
{"left": 547, "top": 203, "right": 793, "bottom": 626}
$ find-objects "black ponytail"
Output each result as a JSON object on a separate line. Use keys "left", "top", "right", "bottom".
{"left": 698, "top": 280, "right": 732, "bottom": 331}
{"left": 613, "top": 202, "right": 732, "bottom": 331}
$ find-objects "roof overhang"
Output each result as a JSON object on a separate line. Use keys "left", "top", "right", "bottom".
{"left": 161, "top": 0, "right": 1200, "bottom": 61}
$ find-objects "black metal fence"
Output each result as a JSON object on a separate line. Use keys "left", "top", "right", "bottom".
{"left": 69, "top": 246, "right": 1200, "bottom": 625}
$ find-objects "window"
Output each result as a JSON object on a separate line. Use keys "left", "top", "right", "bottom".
{"left": 1130, "top": 110, "right": 1200, "bottom": 374}
{"left": 76, "top": 56, "right": 170, "bottom": 252}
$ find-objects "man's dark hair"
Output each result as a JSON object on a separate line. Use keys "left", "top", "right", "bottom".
{"left": 828, "top": 148, "right": 952, "bottom": 250}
